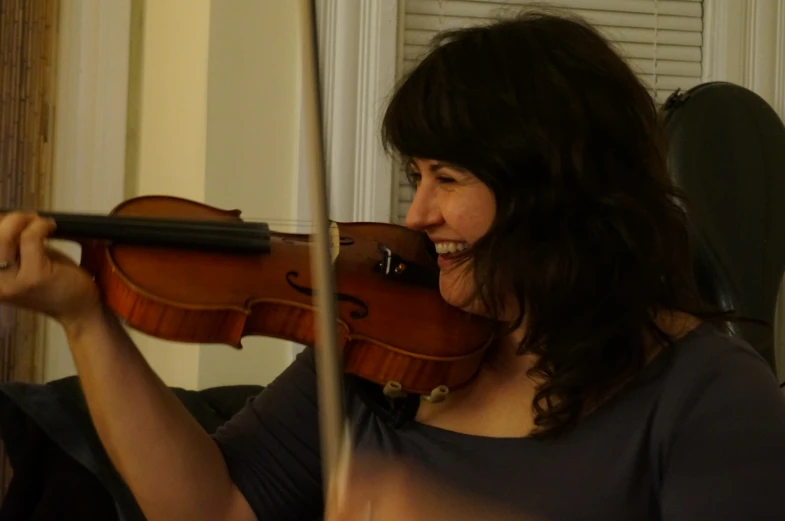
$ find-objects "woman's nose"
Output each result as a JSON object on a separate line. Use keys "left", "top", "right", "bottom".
{"left": 405, "top": 184, "right": 442, "bottom": 231}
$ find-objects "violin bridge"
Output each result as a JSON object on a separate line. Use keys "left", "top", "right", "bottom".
{"left": 374, "top": 244, "right": 440, "bottom": 289}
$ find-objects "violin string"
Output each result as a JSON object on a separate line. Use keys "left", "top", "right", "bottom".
{"left": 1, "top": 207, "right": 330, "bottom": 225}
{"left": 51, "top": 216, "right": 268, "bottom": 242}
{"left": 2, "top": 206, "right": 347, "bottom": 232}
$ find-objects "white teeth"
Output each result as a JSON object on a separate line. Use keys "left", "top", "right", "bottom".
{"left": 434, "top": 242, "right": 469, "bottom": 254}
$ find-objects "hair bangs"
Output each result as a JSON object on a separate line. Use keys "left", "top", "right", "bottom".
{"left": 381, "top": 38, "right": 489, "bottom": 169}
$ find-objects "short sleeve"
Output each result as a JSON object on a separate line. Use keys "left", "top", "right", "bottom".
{"left": 212, "top": 347, "right": 323, "bottom": 521}
{"left": 660, "top": 341, "right": 785, "bottom": 520}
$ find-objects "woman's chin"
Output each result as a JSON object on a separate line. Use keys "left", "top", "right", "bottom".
{"left": 438, "top": 267, "right": 491, "bottom": 317}
{"left": 438, "top": 285, "right": 485, "bottom": 317}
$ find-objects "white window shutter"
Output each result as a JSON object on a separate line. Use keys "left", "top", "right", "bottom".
{"left": 393, "top": 0, "right": 703, "bottom": 224}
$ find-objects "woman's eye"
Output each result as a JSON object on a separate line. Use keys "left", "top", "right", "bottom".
{"left": 406, "top": 171, "right": 456, "bottom": 189}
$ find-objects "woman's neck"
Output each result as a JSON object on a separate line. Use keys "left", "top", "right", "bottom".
{"left": 484, "top": 326, "right": 536, "bottom": 377}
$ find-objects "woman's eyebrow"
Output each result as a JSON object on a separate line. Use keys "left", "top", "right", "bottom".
{"left": 406, "top": 159, "right": 468, "bottom": 174}
{"left": 430, "top": 161, "right": 468, "bottom": 174}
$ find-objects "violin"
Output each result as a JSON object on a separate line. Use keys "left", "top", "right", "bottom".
{"left": 22, "top": 194, "right": 495, "bottom": 400}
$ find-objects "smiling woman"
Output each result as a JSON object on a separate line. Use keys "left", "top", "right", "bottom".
{"left": 0, "top": 5, "right": 784, "bottom": 521}
{"left": 211, "top": 8, "right": 785, "bottom": 521}
{"left": 380, "top": 9, "right": 720, "bottom": 438}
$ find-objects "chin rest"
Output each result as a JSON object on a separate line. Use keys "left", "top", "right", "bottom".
{"left": 661, "top": 81, "right": 785, "bottom": 371}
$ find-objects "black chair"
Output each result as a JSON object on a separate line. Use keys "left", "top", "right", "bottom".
{"left": 0, "top": 376, "right": 263, "bottom": 520}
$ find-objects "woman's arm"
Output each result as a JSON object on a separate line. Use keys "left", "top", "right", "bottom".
{"left": 1, "top": 212, "right": 311, "bottom": 521}
{"left": 65, "top": 305, "right": 257, "bottom": 521}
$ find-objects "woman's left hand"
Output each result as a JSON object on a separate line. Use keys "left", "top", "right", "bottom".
{"left": 325, "top": 453, "right": 541, "bottom": 521}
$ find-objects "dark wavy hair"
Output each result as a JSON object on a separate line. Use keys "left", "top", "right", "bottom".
{"left": 381, "top": 8, "right": 726, "bottom": 438}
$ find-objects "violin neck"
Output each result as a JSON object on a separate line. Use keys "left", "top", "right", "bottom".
{"left": 4, "top": 210, "right": 272, "bottom": 253}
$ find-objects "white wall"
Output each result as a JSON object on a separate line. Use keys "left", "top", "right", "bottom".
{"left": 45, "top": 0, "right": 304, "bottom": 389}
{"left": 127, "top": 0, "right": 307, "bottom": 390}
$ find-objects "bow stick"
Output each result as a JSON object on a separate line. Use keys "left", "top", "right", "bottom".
{"left": 299, "top": 0, "right": 351, "bottom": 508}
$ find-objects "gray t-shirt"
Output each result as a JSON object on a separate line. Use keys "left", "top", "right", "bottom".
{"left": 213, "top": 322, "right": 785, "bottom": 521}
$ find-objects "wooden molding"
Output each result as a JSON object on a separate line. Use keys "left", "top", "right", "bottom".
{"left": 703, "top": 0, "right": 785, "bottom": 120}
{"left": 45, "top": 0, "right": 131, "bottom": 382}
{"left": 51, "top": 0, "right": 131, "bottom": 213}
{"left": 314, "top": 0, "right": 398, "bottom": 223}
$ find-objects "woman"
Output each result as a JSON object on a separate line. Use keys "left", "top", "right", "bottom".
{"left": 0, "top": 8, "right": 784, "bottom": 521}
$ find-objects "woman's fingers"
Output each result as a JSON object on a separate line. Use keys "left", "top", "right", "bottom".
{"left": 326, "top": 453, "right": 542, "bottom": 521}
{"left": 0, "top": 212, "right": 36, "bottom": 270}
{"left": 326, "top": 454, "right": 455, "bottom": 521}
{"left": 17, "top": 215, "right": 57, "bottom": 280}
{"left": 0, "top": 211, "right": 96, "bottom": 326}
{"left": 0, "top": 212, "right": 56, "bottom": 291}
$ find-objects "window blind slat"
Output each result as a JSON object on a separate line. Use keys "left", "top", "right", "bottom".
{"left": 600, "top": 27, "right": 700, "bottom": 46}
{"left": 404, "top": 15, "right": 702, "bottom": 45}
{"left": 394, "top": 0, "right": 703, "bottom": 224}
{"left": 406, "top": 0, "right": 701, "bottom": 29}
{"left": 403, "top": 47, "right": 700, "bottom": 76}
{"left": 461, "top": 0, "right": 701, "bottom": 17}
{"left": 613, "top": 42, "right": 701, "bottom": 61}
{"left": 405, "top": 30, "right": 701, "bottom": 62}
{"left": 640, "top": 74, "right": 701, "bottom": 90}
{"left": 401, "top": 60, "right": 701, "bottom": 85}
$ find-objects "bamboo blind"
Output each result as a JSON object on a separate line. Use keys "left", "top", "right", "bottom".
{"left": 0, "top": 0, "right": 59, "bottom": 498}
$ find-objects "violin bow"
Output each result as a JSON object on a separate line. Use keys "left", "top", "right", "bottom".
{"left": 299, "top": 0, "right": 351, "bottom": 509}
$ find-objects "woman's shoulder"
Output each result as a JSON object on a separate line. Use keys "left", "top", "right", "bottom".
{"left": 647, "top": 321, "right": 785, "bottom": 448}
{"left": 656, "top": 321, "right": 779, "bottom": 394}
{"left": 646, "top": 322, "right": 785, "bottom": 519}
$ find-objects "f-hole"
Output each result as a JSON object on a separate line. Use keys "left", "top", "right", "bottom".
{"left": 285, "top": 271, "right": 368, "bottom": 319}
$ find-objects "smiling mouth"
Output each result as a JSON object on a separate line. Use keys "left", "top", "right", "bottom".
{"left": 438, "top": 250, "right": 464, "bottom": 260}
{"left": 436, "top": 250, "right": 467, "bottom": 270}
{"left": 433, "top": 241, "right": 469, "bottom": 254}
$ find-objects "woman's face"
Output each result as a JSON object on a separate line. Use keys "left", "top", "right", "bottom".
{"left": 405, "top": 158, "right": 496, "bottom": 314}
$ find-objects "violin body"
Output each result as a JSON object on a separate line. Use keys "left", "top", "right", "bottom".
{"left": 54, "top": 195, "right": 495, "bottom": 396}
